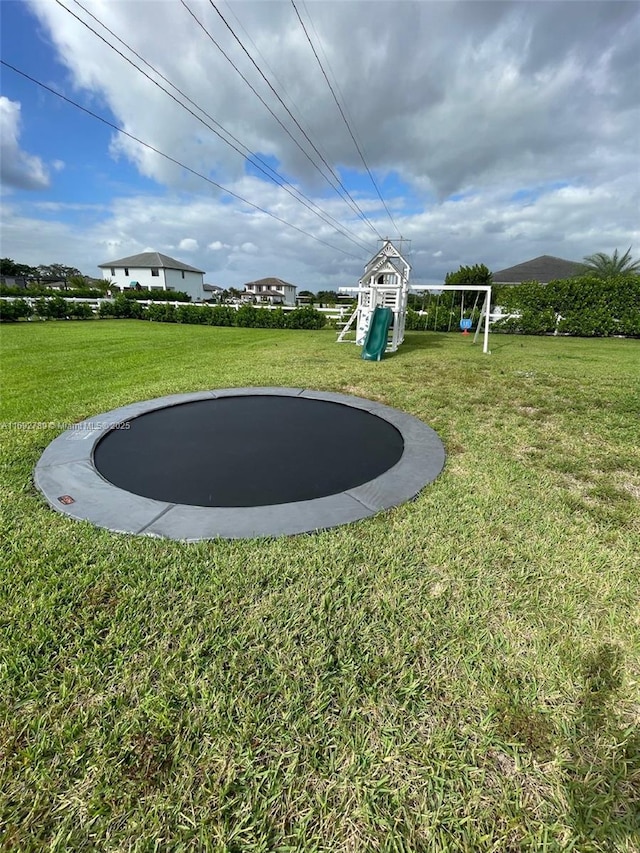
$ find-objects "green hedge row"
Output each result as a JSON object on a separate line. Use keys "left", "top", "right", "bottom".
{"left": 0, "top": 297, "right": 326, "bottom": 330}
{"left": 0, "top": 285, "right": 106, "bottom": 299}
{"left": 0, "top": 285, "right": 192, "bottom": 301}
{"left": 97, "top": 298, "right": 325, "bottom": 328}
{"left": 493, "top": 309, "right": 640, "bottom": 337}
{"left": 0, "top": 296, "right": 94, "bottom": 321}
{"left": 119, "top": 289, "right": 192, "bottom": 302}
{"left": 493, "top": 274, "right": 640, "bottom": 337}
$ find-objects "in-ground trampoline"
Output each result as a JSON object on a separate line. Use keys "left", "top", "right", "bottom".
{"left": 35, "top": 388, "right": 446, "bottom": 540}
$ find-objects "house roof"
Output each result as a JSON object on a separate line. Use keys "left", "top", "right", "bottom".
{"left": 98, "top": 252, "right": 205, "bottom": 274}
{"left": 492, "top": 255, "right": 582, "bottom": 283}
{"left": 244, "top": 277, "right": 297, "bottom": 291}
{"left": 203, "top": 284, "right": 224, "bottom": 292}
{"left": 254, "top": 290, "right": 285, "bottom": 299}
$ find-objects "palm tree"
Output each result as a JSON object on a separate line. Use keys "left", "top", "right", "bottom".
{"left": 581, "top": 247, "right": 640, "bottom": 277}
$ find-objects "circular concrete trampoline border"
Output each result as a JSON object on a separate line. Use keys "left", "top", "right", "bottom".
{"left": 34, "top": 388, "right": 446, "bottom": 541}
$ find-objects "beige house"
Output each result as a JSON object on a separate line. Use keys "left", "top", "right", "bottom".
{"left": 243, "top": 277, "right": 297, "bottom": 306}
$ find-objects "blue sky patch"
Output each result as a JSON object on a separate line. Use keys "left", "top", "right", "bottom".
{"left": 510, "top": 181, "right": 570, "bottom": 203}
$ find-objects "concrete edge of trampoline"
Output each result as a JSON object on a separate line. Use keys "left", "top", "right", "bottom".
{"left": 34, "top": 388, "right": 446, "bottom": 541}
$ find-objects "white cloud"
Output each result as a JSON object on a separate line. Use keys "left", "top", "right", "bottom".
{"left": 178, "top": 237, "right": 198, "bottom": 251}
{"left": 25, "top": 0, "right": 638, "bottom": 196}
{"left": 34, "top": 201, "right": 105, "bottom": 212}
{"left": 6, "top": 1, "right": 639, "bottom": 286}
{"left": 0, "top": 97, "right": 50, "bottom": 190}
{"left": 3, "top": 169, "right": 637, "bottom": 286}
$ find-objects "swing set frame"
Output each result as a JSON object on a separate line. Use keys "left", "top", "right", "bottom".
{"left": 410, "top": 285, "right": 492, "bottom": 353}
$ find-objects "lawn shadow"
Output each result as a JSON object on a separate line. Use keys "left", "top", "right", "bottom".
{"left": 561, "top": 643, "right": 640, "bottom": 848}
{"left": 385, "top": 332, "right": 448, "bottom": 359}
{"left": 484, "top": 336, "right": 521, "bottom": 353}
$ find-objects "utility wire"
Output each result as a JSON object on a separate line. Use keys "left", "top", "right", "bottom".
{"left": 0, "top": 60, "right": 366, "bottom": 261}
{"left": 184, "top": 0, "right": 378, "bottom": 240}
{"left": 221, "top": 0, "right": 336, "bottom": 173}
{"left": 180, "top": 1, "right": 365, "bottom": 236}
{"left": 222, "top": 0, "right": 315, "bottom": 138}
{"left": 180, "top": 1, "right": 375, "bottom": 244}
{"left": 56, "top": 0, "right": 374, "bottom": 255}
{"left": 291, "top": 0, "right": 400, "bottom": 236}
{"left": 200, "top": 0, "right": 383, "bottom": 240}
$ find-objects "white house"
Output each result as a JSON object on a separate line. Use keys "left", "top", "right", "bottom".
{"left": 243, "top": 277, "right": 297, "bottom": 306}
{"left": 98, "top": 252, "right": 206, "bottom": 301}
{"left": 203, "top": 283, "right": 224, "bottom": 301}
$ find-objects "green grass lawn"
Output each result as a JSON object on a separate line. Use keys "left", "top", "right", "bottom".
{"left": 1, "top": 320, "right": 639, "bottom": 852}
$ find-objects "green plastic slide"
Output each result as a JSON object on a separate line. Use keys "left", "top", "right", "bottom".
{"left": 361, "top": 306, "right": 393, "bottom": 361}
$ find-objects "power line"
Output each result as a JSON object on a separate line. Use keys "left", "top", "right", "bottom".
{"left": 179, "top": 1, "right": 376, "bottom": 245}
{"left": 199, "top": 0, "right": 383, "bottom": 241}
{"left": 220, "top": 0, "right": 338, "bottom": 179}
{"left": 181, "top": 1, "right": 369, "bottom": 237}
{"left": 291, "top": 0, "right": 401, "bottom": 236}
{"left": 56, "top": 0, "right": 374, "bottom": 255}
{"left": 221, "top": 0, "right": 314, "bottom": 133}
{"left": 0, "top": 60, "right": 367, "bottom": 261}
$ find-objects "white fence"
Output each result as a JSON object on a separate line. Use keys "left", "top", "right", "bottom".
{"left": 1, "top": 296, "right": 355, "bottom": 320}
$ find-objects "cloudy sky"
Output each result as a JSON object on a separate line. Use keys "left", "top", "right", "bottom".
{"left": 1, "top": 0, "right": 638, "bottom": 289}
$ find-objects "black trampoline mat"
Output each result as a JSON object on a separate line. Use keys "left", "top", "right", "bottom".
{"left": 93, "top": 395, "right": 405, "bottom": 507}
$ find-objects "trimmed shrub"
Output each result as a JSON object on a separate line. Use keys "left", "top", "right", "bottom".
{"left": 146, "top": 302, "right": 167, "bottom": 322}
{"left": 235, "top": 305, "right": 259, "bottom": 327}
{"left": 20, "top": 297, "right": 328, "bottom": 332}
{"left": 493, "top": 309, "right": 556, "bottom": 336}
{"left": 127, "top": 299, "right": 145, "bottom": 319}
{"left": 0, "top": 299, "right": 31, "bottom": 321}
{"left": 162, "top": 304, "right": 177, "bottom": 323}
{"left": 519, "top": 308, "right": 557, "bottom": 335}
{"left": 35, "top": 295, "right": 70, "bottom": 319}
{"left": 121, "top": 289, "right": 191, "bottom": 302}
{"left": 205, "top": 306, "right": 236, "bottom": 327}
{"left": 256, "top": 307, "right": 286, "bottom": 328}
{"left": 0, "top": 285, "right": 33, "bottom": 298}
{"left": 98, "top": 300, "right": 116, "bottom": 318}
{"left": 557, "top": 309, "right": 617, "bottom": 337}
{"left": 616, "top": 310, "right": 640, "bottom": 337}
{"left": 67, "top": 301, "right": 95, "bottom": 320}
{"left": 177, "top": 304, "right": 208, "bottom": 324}
{"left": 98, "top": 295, "right": 145, "bottom": 319}
{"left": 113, "top": 296, "right": 133, "bottom": 318}
{"left": 285, "top": 307, "right": 326, "bottom": 329}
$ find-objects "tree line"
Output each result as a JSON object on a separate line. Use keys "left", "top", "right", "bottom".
{"left": 408, "top": 251, "right": 639, "bottom": 337}
{"left": 3, "top": 247, "right": 638, "bottom": 338}
{"left": 0, "top": 258, "right": 100, "bottom": 290}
